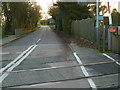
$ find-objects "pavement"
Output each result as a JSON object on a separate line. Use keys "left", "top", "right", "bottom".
{"left": 0, "top": 29, "right": 36, "bottom": 47}
{"left": 0, "top": 35, "right": 17, "bottom": 46}
{"left": 0, "top": 25, "right": 120, "bottom": 89}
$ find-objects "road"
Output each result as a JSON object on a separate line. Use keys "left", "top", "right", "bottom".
{"left": 0, "top": 25, "right": 120, "bottom": 89}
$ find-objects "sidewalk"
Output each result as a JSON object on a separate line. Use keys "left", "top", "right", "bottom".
{"left": 0, "top": 35, "right": 17, "bottom": 46}
{"left": 70, "top": 42, "right": 119, "bottom": 63}
{"left": 56, "top": 30, "right": 120, "bottom": 61}
{"left": 0, "top": 27, "right": 40, "bottom": 47}
{"left": 0, "top": 30, "right": 36, "bottom": 47}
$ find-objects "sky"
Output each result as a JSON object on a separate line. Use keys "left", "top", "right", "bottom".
{"left": 36, "top": 0, "right": 54, "bottom": 20}
{"left": 35, "top": 0, "right": 120, "bottom": 19}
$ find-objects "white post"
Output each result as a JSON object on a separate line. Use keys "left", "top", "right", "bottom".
{"left": 107, "top": 1, "right": 112, "bottom": 50}
{"left": 107, "top": 1, "right": 112, "bottom": 25}
{"left": 96, "top": 0, "right": 99, "bottom": 29}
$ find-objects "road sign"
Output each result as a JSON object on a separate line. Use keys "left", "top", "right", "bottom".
{"left": 96, "top": 15, "right": 104, "bottom": 21}
{"left": 109, "top": 27, "right": 117, "bottom": 32}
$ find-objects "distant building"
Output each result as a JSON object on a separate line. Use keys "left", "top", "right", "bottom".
{"left": 49, "top": 18, "right": 55, "bottom": 24}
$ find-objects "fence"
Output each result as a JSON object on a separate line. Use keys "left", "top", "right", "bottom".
{"left": 71, "top": 18, "right": 110, "bottom": 51}
{"left": 71, "top": 18, "right": 95, "bottom": 42}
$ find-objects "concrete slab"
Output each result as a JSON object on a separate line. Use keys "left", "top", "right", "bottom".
{"left": 12, "top": 55, "right": 76, "bottom": 71}
{"left": 13, "top": 78, "right": 90, "bottom": 88}
{"left": 2, "top": 66, "right": 85, "bottom": 87}
{"left": 92, "top": 74, "right": 120, "bottom": 89}
{"left": 70, "top": 43, "right": 98, "bottom": 55}
{"left": 12, "top": 61, "right": 79, "bottom": 71}
{"left": 85, "top": 63, "right": 120, "bottom": 76}
{"left": 77, "top": 54, "right": 112, "bottom": 64}
{"left": 48, "top": 61, "right": 79, "bottom": 67}
{"left": 55, "top": 66, "right": 84, "bottom": 79}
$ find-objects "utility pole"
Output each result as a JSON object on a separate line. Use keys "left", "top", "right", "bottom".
{"left": 96, "top": 0, "right": 100, "bottom": 50}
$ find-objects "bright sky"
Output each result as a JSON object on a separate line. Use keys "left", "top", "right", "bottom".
{"left": 35, "top": 0, "right": 120, "bottom": 19}
{"left": 35, "top": 0, "right": 54, "bottom": 20}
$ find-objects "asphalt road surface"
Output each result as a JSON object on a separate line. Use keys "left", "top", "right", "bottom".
{"left": 0, "top": 25, "right": 120, "bottom": 89}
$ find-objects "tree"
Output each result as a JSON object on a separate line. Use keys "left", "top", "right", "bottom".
{"left": 88, "top": 2, "right": 107, "bottom": 15}
{"left": 111, "top": 8, "right": 120, "bottom": 26}
{"left": 2, "top": 2, "right": 42, "bottom": 35}
{"left": 2, "top": 2, "right": 13, "bottom": 34}
{"left": 112, "top": 8, "right": 117, "bottom": 13}
{"left": 49, "top": 2, "right": 92, "bottom": 34}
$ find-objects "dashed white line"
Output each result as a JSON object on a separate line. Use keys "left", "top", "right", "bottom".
{"left": 16, "top": 52, "right": 22, "bottom": 54}
{"left": 0, "top": 52, "right": 10, "bottom": 55}
{"left": 103, "top": 53, "right": 120, "bottom": 66}
{"left": 73, "top": 52, "right": 97, "bottom": 89}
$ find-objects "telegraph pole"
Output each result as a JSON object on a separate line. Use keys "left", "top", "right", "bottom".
{"left": 96, "top": 0, "right": 100, "bottom": 50}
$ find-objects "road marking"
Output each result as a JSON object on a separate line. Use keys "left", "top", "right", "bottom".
{"left": 73, "top": 52, "right": 97, "bottom": 89}
{"left": 0, "top": 52, "right": 27, "bottom": 54}
{"left": 36, "top": 39, "right": 41, "bottom": 44}
{"left": 103, "top": 53, "right": 120, "bottom": 66}
{"left": 16, "top": 52, "right": 22, "bottom": 54}
{"left": 0, "top": 45, "right": 34, "bottom": 73}
{"left": 0, "top": 38, "right": 41, "bottom": 73}
{"left": 0, "top": 45, "right": 38, "bottom": 83}
{"left": 0, "top": 38, "right": 41, "bottom": 83}
{"left": 0, "top": 52, "right": 10, "bottom": 55}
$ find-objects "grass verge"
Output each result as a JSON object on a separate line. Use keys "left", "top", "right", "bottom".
{"left": 49, "top": 25, "right": 55, "bottom": 30}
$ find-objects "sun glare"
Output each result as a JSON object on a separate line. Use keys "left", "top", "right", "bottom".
{"left": 35, "top": 0, "right": 53, "bottom": 20}
{"left": 35, "top": 0, "right": 120, "bottom": 19}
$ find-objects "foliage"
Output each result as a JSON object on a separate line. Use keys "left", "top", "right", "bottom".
{"left": 88, "top": 2, "right": 107, "bottom": 15}
{"left": 2, "top": 2, "right": 42, "bottom": 35}
{"left": 48, "top": 2, "right": 93, "bottom": 34}
{"left": 111, "top": 9, "right": 120, "bottom": 26}
{"left": 49, "top": 25, "right": 55, "bottom": 30}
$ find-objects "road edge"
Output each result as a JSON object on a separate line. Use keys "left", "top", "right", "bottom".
{"left": 0, "top": 27, "right": 40, "bottom": 47}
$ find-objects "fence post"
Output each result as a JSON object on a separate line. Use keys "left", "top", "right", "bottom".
{"left": 103, "top": 25, "right": 106, "bottom": 52}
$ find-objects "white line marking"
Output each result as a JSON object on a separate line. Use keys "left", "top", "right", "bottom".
{"left": 0, "top": 52, "right": 10, "bottom": 55}
{"left": 36, "top": 39, "right": 41, "bottom": 44}
{"left": 0, "top": 45, "right": 34, "bottom": 73}
{"left": 103, "top": 53, "right": 120, "bottom": 66}
{"left": 0, "top": 45, "right": 38, "bottom": 83}
{"left": 73, "top": 52, "right": 97, "bottom": 89}
{"left": 16, "top": 52, "right": 22, "bottom": 54}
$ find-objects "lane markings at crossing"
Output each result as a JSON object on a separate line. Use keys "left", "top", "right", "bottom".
{"left": 103, "top": 53, "right": 120, "bottom": 66}
{"left": 0, "top": 45, "right": 34, "bottom": 73}
{"left": 73, "top": 52, "right": 97, "bottom": 89}
{"left": 0, "top": 38, "right": 41, "bottom": 83}
{"left": 68, "top": 44, "right": 97, "bottom": 89}
{"left": 0, "top": 45, "right": 38, "bottom": 83}
{"left": 36, "top": 39, "right": 41, "bottom": 44}
{"left": 0, "top": 52, "right": 10, "bottom": 55}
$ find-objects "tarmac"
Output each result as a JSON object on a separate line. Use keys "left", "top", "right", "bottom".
{"left": 0, "top": 26, "right": 120, "bottom": 89}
